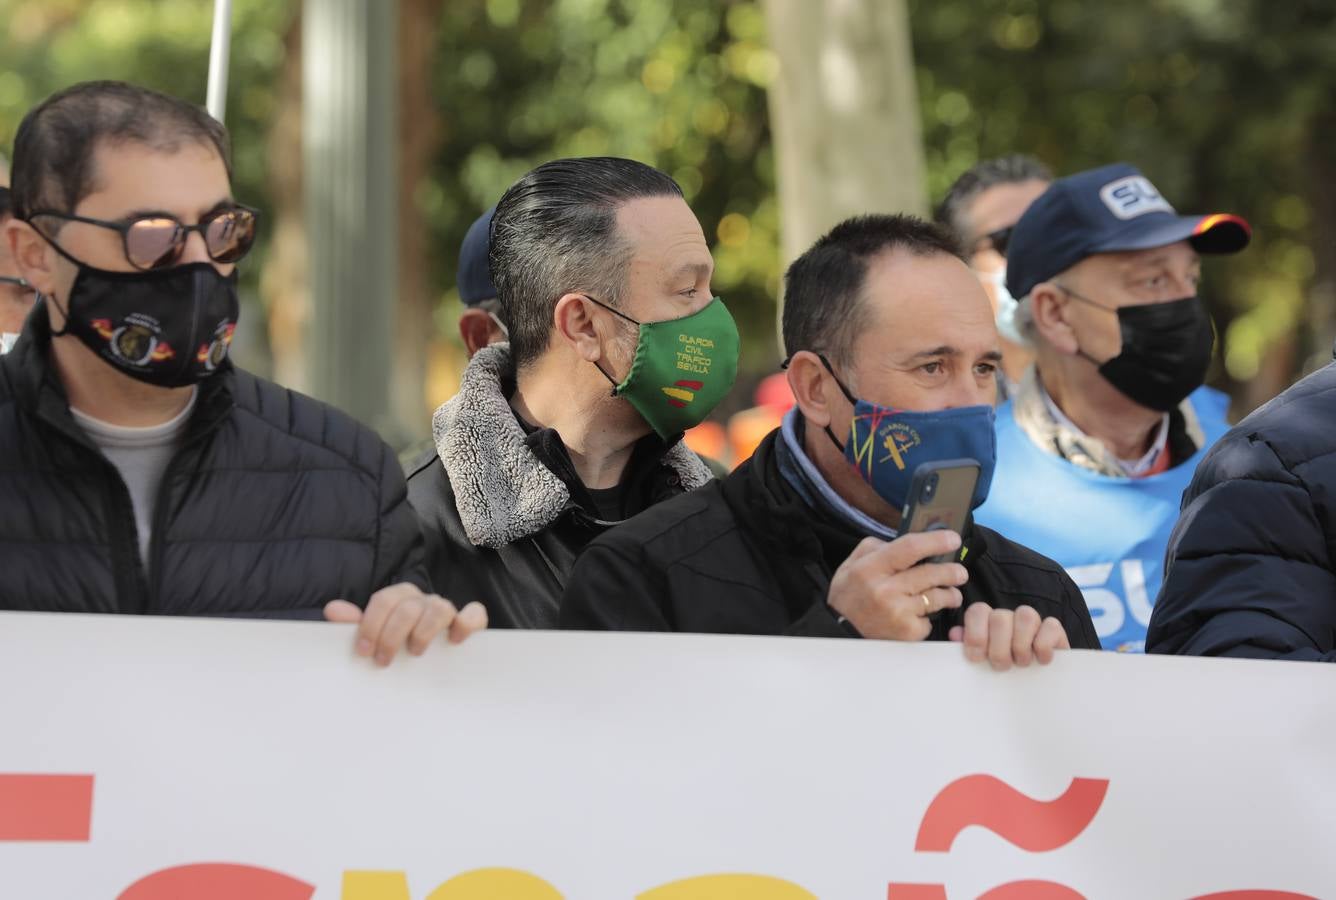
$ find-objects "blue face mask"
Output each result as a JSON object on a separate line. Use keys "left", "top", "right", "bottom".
{"left": 819, "top": 356, "right": 997, "bottom": 512}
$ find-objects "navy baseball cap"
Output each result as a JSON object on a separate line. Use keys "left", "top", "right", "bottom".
{"left": 1006, "top": 163, "right": 1250, "bottom": 299}
{"left": 457, "top": 207, "right": 496, "bottom": 306}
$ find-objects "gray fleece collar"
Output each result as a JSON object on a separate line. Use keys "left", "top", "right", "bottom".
{"left": 432, "top": 343, "right": 712, "bottom": 549}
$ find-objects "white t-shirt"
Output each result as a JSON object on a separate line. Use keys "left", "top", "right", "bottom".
{"left": 71, "top": 390, "right": 198, "bottom": 570}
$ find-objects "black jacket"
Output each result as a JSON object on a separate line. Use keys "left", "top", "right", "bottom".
{"left": 1149, "top": 361, "right": 1336, "bottom": 661}
{"left": 406, "top": 344, "right": 712, "bottom": 629}
{"left": 561, "top": 426, "right": 1101, "bottom": 648}
{"left": 0, "top": 305, "right": 427, "bottom": 616}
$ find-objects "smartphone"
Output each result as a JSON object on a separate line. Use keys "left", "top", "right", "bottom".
{"left": 900, "top": 459, "right": 981, "bottom": 564}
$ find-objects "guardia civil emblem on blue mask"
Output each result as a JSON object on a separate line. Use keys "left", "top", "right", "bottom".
{"left": 844, "top": 401, "right": 997, "bottom": 512}
{"left": 816, "top": 355, "right": 998, "bottom": 513}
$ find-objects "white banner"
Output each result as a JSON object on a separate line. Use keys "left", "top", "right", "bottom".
{"left": 0, "top": 612, "right": 1333, "bottom": 899}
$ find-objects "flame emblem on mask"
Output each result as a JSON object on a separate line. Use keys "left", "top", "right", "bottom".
{"left": 196, "top": 322, "right": 236, "bottom": 369}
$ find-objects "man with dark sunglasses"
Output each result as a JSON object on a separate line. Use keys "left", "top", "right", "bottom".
{"left": 0, "top": 187, "right": 37, "bottom": 353}
{"left": 0, "top": 81, "right": 485, "bottom": 662}
{"left": 936, "top": 155, "right": 1052, "bottom": 398}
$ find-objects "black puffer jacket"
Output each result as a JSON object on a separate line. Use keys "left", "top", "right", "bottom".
{"left": 1149, "top": 361, "right": 1336, "bottom": 661}
{"left": 406, "top": 344, "right": 712, "bottom": 629}
{"left": 561, "top": 425, "right": 1101, "bottom": 649}
{"left": 0, "top": 305, "right": 427, "bottom": 615}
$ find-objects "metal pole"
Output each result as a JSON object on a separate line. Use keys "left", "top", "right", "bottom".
{"left": 303, "top": 0, "right": 400, "bottom": 438}
{"left": 206, "top": 0, "right": 234, "bottom": 123}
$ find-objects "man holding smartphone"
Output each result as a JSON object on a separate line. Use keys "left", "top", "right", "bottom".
{"left": 561, "top": 214, "right": 1099, "bottom": 667}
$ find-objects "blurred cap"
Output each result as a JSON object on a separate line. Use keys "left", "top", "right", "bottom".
{"left": 457, "top": 207, "right": 497, "bottom": 306}
{"left": 1006, "top": 162, "right": 1250, "bottom": 299}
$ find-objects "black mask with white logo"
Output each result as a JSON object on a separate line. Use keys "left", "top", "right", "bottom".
{"left": 1084, "top": 296, "right": 1214, "bottom": 413}
{"left": 49, "top": 262, "right": 239, "bottom": 388}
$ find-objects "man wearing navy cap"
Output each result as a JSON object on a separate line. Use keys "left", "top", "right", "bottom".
{"left": 455, "top": 207, "right": 509, "bottom": 359}
{"left": 974, "top": 163, "right": 1249, "bottom": 653}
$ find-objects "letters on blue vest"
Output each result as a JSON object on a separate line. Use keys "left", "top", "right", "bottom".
{"left": 975, "top": 386, "right": 1230, "bottom": 653}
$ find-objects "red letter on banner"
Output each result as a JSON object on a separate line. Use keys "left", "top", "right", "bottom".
{"left": 886, "top": 884, "right": 948, "bottom": 900}
{"left": 914, "top": 775, "right": 1108, "bottom": 853}
{"left": 0, "top": 774, "right": 94, "bottom": 841}
{"left": 1191, "top": 886, "right": 1314, "bottom": 891}
{"left": 977, "top": 881, "right": 1086, "bottom": 899}
{"left": 117, "top": 863, "right": 315, "bottom": 900}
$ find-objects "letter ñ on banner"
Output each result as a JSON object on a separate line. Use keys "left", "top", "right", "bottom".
{"left": 915, "top": 775, "right": 1108, "bottom": 853}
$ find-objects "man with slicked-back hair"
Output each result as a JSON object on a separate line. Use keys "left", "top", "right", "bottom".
{"left": 408, "top": 157, "right": 740, "bottom": 628}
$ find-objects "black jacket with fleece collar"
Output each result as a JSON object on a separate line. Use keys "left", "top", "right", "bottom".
{"left": 560, "top": 424, "right": 1101, "bottom": 648}
{"left": 406, "top": 344, "right": 713, "bottom": 629}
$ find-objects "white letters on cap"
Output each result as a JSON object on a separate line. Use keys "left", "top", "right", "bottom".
{"left": 1099, "top": 176, "right": 1175, "bottom": 220}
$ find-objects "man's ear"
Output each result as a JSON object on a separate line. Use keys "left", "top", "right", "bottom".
{"left": 786, "top": 350, "right": 844, "bottom": 430}
{"left": 1029, "top": 281, "right": 1080, "bottom": 356}
{"left": 552, "top": 292, "right": 605, "bottom": 361}
{"left": 5, "top": 219, "right": 58, "bottom": 297}
{"left": 458, "top": 308, "right": 497, "bottom": 359}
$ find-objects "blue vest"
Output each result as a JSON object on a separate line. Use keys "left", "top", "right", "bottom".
{"left": 975, "top": 387, "right": 1230, "bottom": 653}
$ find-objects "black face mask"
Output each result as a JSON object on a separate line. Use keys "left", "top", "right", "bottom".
{"left": 1067, "top": 291, "right": 1214, "bottom": 413}
{"left": 49, "top": 262, "right": 240, "bottom": 388}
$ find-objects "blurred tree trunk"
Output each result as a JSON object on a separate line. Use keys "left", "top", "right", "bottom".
{"left": 762, "top": 0, "right": 927, "bottom": 352}
{"left": 392, "top": 0, "right": 444, "bottom": 443}
{"left": 263, "top": 1, "right": 441, "bottom": 447}
{"left": 762, "top": 0, "right": 927, "bottom": 269}
{"left": 263, "top": 13, "right": 308, "bottom": 394}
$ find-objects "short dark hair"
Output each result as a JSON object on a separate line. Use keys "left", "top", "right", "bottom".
{"left": 9, "top": 81, "right": 231, "bottom": 221}
{"left": 490, "top": 157, "right": 683, "bottom": 370}
{"left": 0, "top": 187, "right": 11, "bottom": 222}
{"left": 782, "top": 214, "right": 964, "bottom": 368}
{"left": 935, "top": 154, "right": 1052, "bottom": 244}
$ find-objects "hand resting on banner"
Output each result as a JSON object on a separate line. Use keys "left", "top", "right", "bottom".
{"left": 828, "top": 530, "right": 1068, "bottom": 670}
{"left": 324, "top": 584, "right": 488, "bottom": 667}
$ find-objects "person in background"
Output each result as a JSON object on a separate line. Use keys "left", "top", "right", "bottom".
{"left": 936, "top": 155, "right": 1052, "bottom": 399}
{"left": 455, "top": 206, "right": 508, "bottom": 359}
{"left": 0, "top": 81, "right": 484, "bottom": 664}
{"left": 408, "top": 157, "right": 734, "bottom": 628}
{"left": 0, "top": 187, "right": 38, "bottom": 353}
{"left": 562, "top": 213, "right": 1099, "bottom": 665}
{"left": 974, "top": 163, "right": 1249, "bottom": 653}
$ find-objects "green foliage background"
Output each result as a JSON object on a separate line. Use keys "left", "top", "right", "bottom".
{"left": 3, "top": 0, "right": 1332, "bottom": 411}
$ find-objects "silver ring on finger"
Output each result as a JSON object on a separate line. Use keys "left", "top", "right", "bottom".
{"left": 922, "top": 593, "right": 932, "bottom": 614}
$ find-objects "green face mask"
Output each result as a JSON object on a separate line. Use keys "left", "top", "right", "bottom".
{"left": 584, "top": 294, "right": 740, "bottom": 439}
